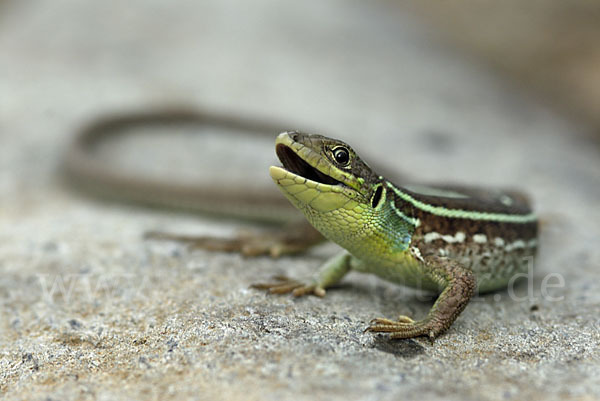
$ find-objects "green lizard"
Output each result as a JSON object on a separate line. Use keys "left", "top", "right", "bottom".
{"left": 63, "top": 111, "right": 538, "bottom": 339}
{"left": 257, "top": 131, "right": 538, "bottom": 339}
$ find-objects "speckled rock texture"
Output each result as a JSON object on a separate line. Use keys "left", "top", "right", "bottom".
{"left": 1, "top": 1, "right": 599, "bottom": 400}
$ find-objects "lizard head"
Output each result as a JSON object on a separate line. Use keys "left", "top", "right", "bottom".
{"left": 269, "top": 132, "right": 411, "bottom": 255}
{"left": 269, "top": 131, "right": 379, "bottom": 211}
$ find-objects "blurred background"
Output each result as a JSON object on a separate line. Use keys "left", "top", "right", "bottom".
{"left": 2, "top": 0, "right": 599, "bottom": 195}
{"left": 2, "top": 0, "right": 599, "bottom": 208}
{"left": 408, "top": 0, "right": 600, "bottom": 136}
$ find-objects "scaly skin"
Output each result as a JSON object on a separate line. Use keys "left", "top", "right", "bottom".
{"left": 261, "top": 132, "right": 538, "bottom": 339}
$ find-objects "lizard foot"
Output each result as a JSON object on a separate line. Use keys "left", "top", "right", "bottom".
{"left": 366, "top": 317, "right": 441, "bottom": 340}
{"left": 251, "top": 275, "right": 326, "bottom": 297}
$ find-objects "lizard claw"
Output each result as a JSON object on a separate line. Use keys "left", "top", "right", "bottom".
{"left": 366, "top": 316, "right": 440, "bottom": 339}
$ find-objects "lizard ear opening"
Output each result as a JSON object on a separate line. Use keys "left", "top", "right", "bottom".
{"left": 371, "top": 185, "right": 384, "bottom": 209}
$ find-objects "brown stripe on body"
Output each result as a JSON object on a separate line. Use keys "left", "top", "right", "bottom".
{"left": 398, "top": 183, "right": 533, "bottom": 215}
{"left": 413, "top": 210, "right": 538, "bottom": 244}
{"left": 387, "top": 183, "right": 538, "bottom": 244}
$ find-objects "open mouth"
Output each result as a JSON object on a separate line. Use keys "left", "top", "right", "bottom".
{"left": 276, "top": 144, "right": 343, "bottom": 186}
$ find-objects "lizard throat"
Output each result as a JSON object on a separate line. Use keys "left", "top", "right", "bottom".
{"left": 275, "top": 143, "right": 343, "bottom": 187}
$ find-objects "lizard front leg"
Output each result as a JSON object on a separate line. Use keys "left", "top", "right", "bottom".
{"left": 367, "top": 255, "right": 476, "bottom": 340}
{"left": 252, "top": 251, "right": 353, "bottom": 297}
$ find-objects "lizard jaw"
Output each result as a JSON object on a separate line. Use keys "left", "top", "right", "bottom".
{"left": 274, "top": 140, "right": 344, "bottom": 188}
{"left": 268, "top": 132, "right": 362, "bottom": 213}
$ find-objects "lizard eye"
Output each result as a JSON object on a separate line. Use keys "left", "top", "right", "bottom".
{"left": 332, "top": 147, "right": 350, "bottom": 166}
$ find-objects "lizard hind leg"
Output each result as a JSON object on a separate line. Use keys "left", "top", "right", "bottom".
{"left": 367, "top": 255, "right": 476, "bottom": 340}
{"left": 251, "top": 275, "right": 326, "bottom": 297}
{"left": 144, "top": 220, "right": 323, "bottom": 258}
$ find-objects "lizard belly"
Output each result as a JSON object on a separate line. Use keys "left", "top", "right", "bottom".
{"left": 350, "top": 249, "right": 443, "bottom": 293}
{"left": 349, "top": 237, "right": 538, "bottom": 295}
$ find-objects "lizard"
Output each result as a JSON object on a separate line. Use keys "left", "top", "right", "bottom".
{"left": 63, "top": 110, "right": 538, "bottom": 339}
{"left": 259, "top": 131, "right": 538, "bottom": 339}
